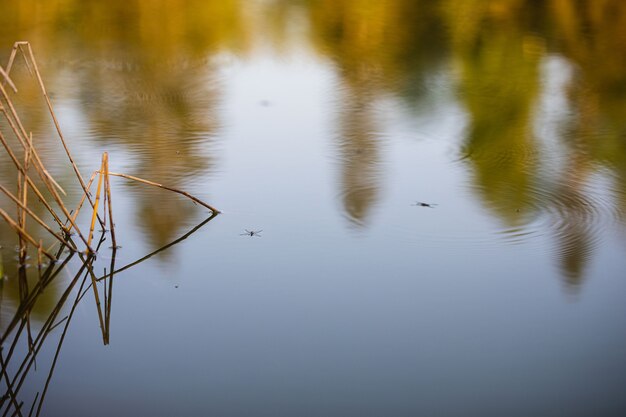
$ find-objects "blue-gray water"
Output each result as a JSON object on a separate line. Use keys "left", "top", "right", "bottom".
{"left": 1, "top": 1, "right": 626, "bottom": 416}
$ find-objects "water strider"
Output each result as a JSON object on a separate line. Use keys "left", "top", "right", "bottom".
{"left": 240, "top": 229, "right": 262, "bottom": 237}
{"left": 412, "top": 202, "right": 437, "bottom": 208}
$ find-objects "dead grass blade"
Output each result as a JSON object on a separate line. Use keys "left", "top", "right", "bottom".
{"left": 102, "top": 153, "right": 117, "bottom": 248}
{"left": 0, "top": 184, "right": 71, "bottom": 249}
{"left": 0, "top": 65, "right": 17, "bottom": 92}
{"left": 106, "top": 172, "right": 220, "bottom": 213}
{"left": 0, "top": 208, "right": 56, "bottom": 261}
{"left": 87, "top": 158, "right": 105, "bottom": 249}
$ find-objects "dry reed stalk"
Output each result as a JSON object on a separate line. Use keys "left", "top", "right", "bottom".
{"left": 0, "top": 97, "right": 91, "bottom": 252}
{"left": 17, "top": 168, "right": 25, "bottom": 257}
{"left": 0, "top": 129, "right": 67, "bottom": 231}
{"left": 1, "top": 41, "right": 223, "bottom": 267}
{"left": 102, "top": 153, "right": 117, "bottom": 248}
{"left": 17, "top": 133, "right": 33, "bottom": 259}
{"left": 106, "top": 172, "right": 220, "bottom": 213}
{"left": 0, "top": 108, "right": 67, "bottom": 195}
{"left": 3, "top": 42, "right": 107, "bottom": 230}
{"left": 25, "top": 161, "right": 92, "bottom": 250}
{"left": 8, "top": 43, "right": 22, "bottom": 71}
{"left": 0, "top": 184, "right": 71, "bottom": 248}
{"left": 0, "top": 65, "right": 17, "bottom": 92}
{"left": 23, "top": 43, "right": 83, "bottom": 181}
{"left": 1, "top": 57, "right": 98, "bottom": 249}
{"left": 19, "top": 133, "right": 34, "bottom": 227}
{"left": 18, "top": 42, "right": 103, "bottom": 221}
{"left": 0, "top": 208, "right": 55, "bottom": 261}
{"left": 38, "top": 240, "right": 43, "bottom": 270}
{"left": 0, "top": 83, "right": 66, "bottom": 197}
{"left": 42, "top": 179, "right": 93, "bottom": 251}
{"left": 70, "top": 171, "right": 97, "bottom": 223}
{"left": 87, "top": 158, "right": 105, "bottom": 249}
{"left": 5, "top": 42, "right": 32, "bottom": 79}
{"left": 16, "top": 43, "right": 33, "bottom": 76}
{"left": 2, "top": 48, "right": 59, "bottom": 183}
{"left": 4, "top": 43, "right": 18, "bottom": 74}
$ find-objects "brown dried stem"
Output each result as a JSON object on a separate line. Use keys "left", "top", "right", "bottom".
{"left": 0, "top": 128, "right": 90, "bottom": 250}
{"left": 0, "top": 94, "right": 86, "bottom": 248}
{"left": 0, "top": 65, "right": 17, "bottom": 92}
{"left": 0, "top": 209, "right": 56, "bottom": 261}
{"left": 2, "top": 42, "right": 106, "bottom": 234}
{"left": 15, "top": 42, "right": 105, "bottom": 229}
{"left": 17, "top": 132, "right": 33, "bottom": 259}
{"left": 0, "top": 184, "right": 70, "bottom": 249}
{"left": 106, "top": 172, "right": 220, "bottom": 213}
{"left": 87, "top": 159, "right": 105, "bottom": 249}
{"left": 0, "top": 83, "right": 66, "bottom": 197}
{"left": 102, "top": 153, "right": 117, "bottom": 248}
{"left": 70, "top": 171, "right": 97, "bottom": 223}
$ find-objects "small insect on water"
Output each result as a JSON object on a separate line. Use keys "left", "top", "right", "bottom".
{"left": 241, "top": 229, "right": 262, "bottom": 237}
{"left": 412, "top": 202, "right": 437, "bottom": 208}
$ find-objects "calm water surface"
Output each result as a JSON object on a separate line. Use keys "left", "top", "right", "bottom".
{"left": 1, "top": 1, "right": 626, "bottom": 416}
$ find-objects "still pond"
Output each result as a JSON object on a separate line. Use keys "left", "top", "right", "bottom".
{"left": 1, "top": 1, "right": 626, "bottom": 416}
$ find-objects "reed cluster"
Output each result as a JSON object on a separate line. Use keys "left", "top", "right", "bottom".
{"left": 0, "top": 41, "right": 219, "bottom": 266}
{"left": 0, "top": 41, "right": 220, "bottom": 417}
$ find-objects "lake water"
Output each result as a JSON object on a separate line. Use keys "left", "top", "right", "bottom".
{"left": 1, "top": 1, "right": 626, "bottom": 416}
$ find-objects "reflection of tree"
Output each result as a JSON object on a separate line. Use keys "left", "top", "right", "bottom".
{"left": 306, "top": 0, "right": 447, "bottom": 226}
{"left": 448, "top": 0, "right": 626, "bottom": 289}
{"left": 542, "top": 0, "right": 626, "bottom": 285}
{"left": 551, "top": 175, "right": 595, "bottom": 289}
{"left": 447, "top": 0, "right": 593, "bottom": 285}
{"left": 446, "top": 0, "right": 543, "bottom": 221}
{"left": 303, "top": 0, "right": 626, "bottom": 286}
{"left": 79, "top": 60, "right": 222, "bottom": 249}
{"left": 549, "top": 0, "right": 626, "bottom": 218}
{"left": 0, "top": 0, "right": 249, "bottom": 58}
{"left": 335, "top": 87, "right": 382, "bottom": 227}
{"left": 307, "top": 0, "right": 447, "bottom": 101}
